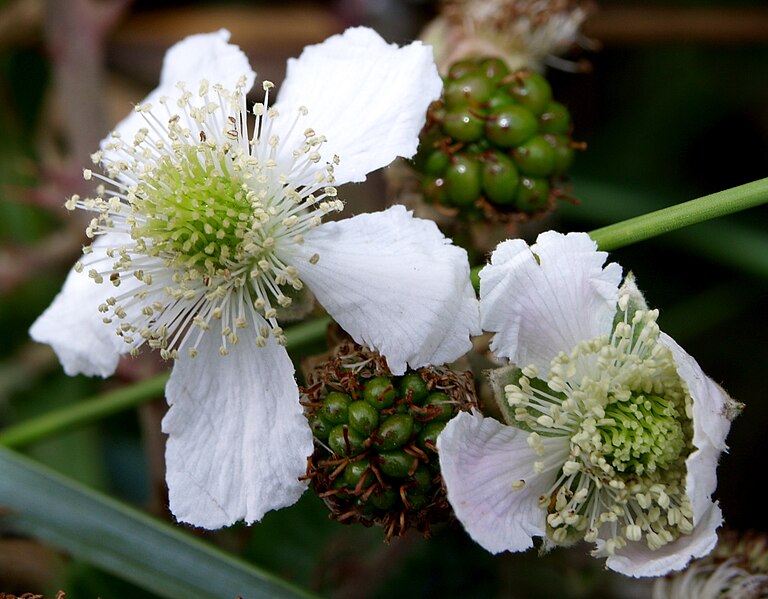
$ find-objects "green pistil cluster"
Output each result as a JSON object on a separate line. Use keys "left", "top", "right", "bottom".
{"left": 69, "top": 78, "right": 341, "bottom": 359}
{"left": 599, "top": 393, "right": 685, "bottom": 475}
{"left": 505, "top": 305, "right": 695, "bottom": 554}
{"left": 133, "top": 148, "right": 255, "bottom": 273}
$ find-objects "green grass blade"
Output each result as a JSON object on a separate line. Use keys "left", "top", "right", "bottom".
{"left": 0, "top": 447, "right": 318, "bottom": 599}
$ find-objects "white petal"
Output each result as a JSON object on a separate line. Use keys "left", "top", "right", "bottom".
{"left": 660, "top": 332, "right": 731, "bottom": 523}
{"left": 162, "top": 322, "right": 312, "bottom": 529}
{"left": 282, "top": 205, "right": 480, "bottom": 375}
{"left": 480, "top": 231, "right": 622, "bottom": 371}
{"left": 102, "top": 30, "right": 255, "bottom": 156}
{"left": 274, "top": 26, "right": 442, "bottom": 184}
{"left": 437, "top": 411, "right": 568, "bottom": 553}
{"left": 29, "top": 234, "right": 132, "bottom": 377}
{"left": 604, "top": 335, "right": 728, "bottom": 577}
{"left": 157, "top": 29, "right": 255, "bottom": 92}
{"left": 605, "top": 502, "right": 722, "bottom": 577}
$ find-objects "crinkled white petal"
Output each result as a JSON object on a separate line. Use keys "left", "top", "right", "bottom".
{"left": 102, "top": 29, "right": 255, "bottom": 158}
{"left": 162, "top": 321, "right": 312, "bottom": 529}
{"left": 605, "top": 502, "right": 722, "bottom": 577}
{"left": 282, "top": 205, "right": 480, "bottom": 375}
{"left": 660, "top": 332, "right": 730, "bottom": 523}
{"left": 480, "top": 231, "right": 622, "bottom": 372}
{"left": 438, "top": 411, "right": 568, "bottom": 553}
{"left": 601, "top": 334, "right": 728, "bottom": 577}
{"left": 29, "top": 233, "right": 134, "bottom": 378}
{"left": 274, "top": 26, "right": 442, "bottom": 185}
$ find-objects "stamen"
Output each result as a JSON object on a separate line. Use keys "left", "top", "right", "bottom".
{"left": 506, "top": 308, "right": 694, "bottom": 552}
{"left": 73, "top": 75, "right": 342, "bottom": 358}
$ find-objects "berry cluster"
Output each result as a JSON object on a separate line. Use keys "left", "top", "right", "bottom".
{"left": 302, "top": 345, "right": 476, "bottom": 540}
{"left": 413, "top": 57, "right": 578, "bottom": 219}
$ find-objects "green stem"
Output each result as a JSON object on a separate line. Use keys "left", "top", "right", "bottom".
{"left": 467, "top": 177, "right": 768, "bottom": 287}
{"left": 0, "top": 317, "right": 330, "bottom": 449}
{"left": 588, "top": 177, "right": 768, "bottom": 251}
{"left": 0, "top": 375, "right": 168, "bottom": 449}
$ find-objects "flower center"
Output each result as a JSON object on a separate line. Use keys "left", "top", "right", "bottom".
{"left": 505, "top": 302, "right": 695, "bottom": 555}
{"left": 598, "top": 393, "right": 685, "bottom": 475}
{"left": 132, "top": 147, "right": 255, "bottom": 272}
{"left": 69, "top": 78, "right": 342, "bottom": 358}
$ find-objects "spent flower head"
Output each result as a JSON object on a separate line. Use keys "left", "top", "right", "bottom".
{"left": 423, "top": 0, "right": 591, "bottom": 73}
{"left": 438, "top": 231, "right": 736, "bottom": 577}
{"left": 653, "top": 531, "right": 768, "bottom": 598}
{"left": 31, "top": 28, "right": 480, "bottom": 528}
{"left": 301, "top": 343, "right": 477, "bottom": 541}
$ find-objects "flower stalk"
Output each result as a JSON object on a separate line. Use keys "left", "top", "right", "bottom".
{"left": 467, "top": 176, "right": 768, "bottom": 286}
{"left": 589, "top": 177, "right": 768, "bottom": 251}
{"left": 0, "top": 317, "right": 330, "bottom": 449}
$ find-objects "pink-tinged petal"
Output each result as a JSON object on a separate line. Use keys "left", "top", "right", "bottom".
{"left": 660, "top": 332, "right": 731, "bottom": 523}
{"left": 605, "top": 502, "right": 722, "bottom": 577}
{"left": 162, "top": 322, "right": 312, "bottom": 529}
{"left": 103, "top": 30, "right": 255, "bottom": 155}
{"left": 438, "top": 411, "right": 568, "bottom": 553}
{"left": 480, "top": 231, "right": 622, "bottom": 371}
{"left": 29, "top": 234, "right": 133, "bottom": 377}
{"left": 274, "top": 27, "right": 442, "bottom": 185}
{"left": 282, "top": 205, "right": 480, "bottom": 375}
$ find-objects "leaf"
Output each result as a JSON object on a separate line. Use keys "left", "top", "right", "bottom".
{"left": 0, "top": 447, "right": 318, "bottom": 599}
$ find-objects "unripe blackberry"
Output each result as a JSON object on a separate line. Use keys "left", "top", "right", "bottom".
{"left": 320, "top": 392, "right": 351, "bottom": 424}
{"left": 481, "top": 151, "right": 519, "bottom": 206}
{"left": 302, "top": 344, "right": 477, "bottom": 541}
{"left": 444, "top": 155, "right": 482, "bottom": 207}
{"left": 486, "top": 105, "right": 538, "bottom": 148}
{"left": 413, "top": 58, "right": 581, "bottom": 221}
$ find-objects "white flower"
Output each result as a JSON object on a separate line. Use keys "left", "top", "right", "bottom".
{"left": 30, "top": 27, "right": 480, "bottom": 529}
{"left": 438, "top": 231, "right": 733, "bottom": 577}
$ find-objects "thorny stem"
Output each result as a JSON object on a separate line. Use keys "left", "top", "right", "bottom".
{"left": 45, "top": 0, "right": 131, "bottom": 166}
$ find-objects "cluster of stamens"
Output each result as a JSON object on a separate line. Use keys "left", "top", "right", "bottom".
{"left": 67, "top": 76, "right": 343, "bottom": 359}
{"left": 505, "top": 295, "right": 695, "bottom": 555}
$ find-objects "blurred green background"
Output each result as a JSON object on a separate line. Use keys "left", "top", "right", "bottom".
{"left": 1, "top": 0, "right": 767, "bottom": 597}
